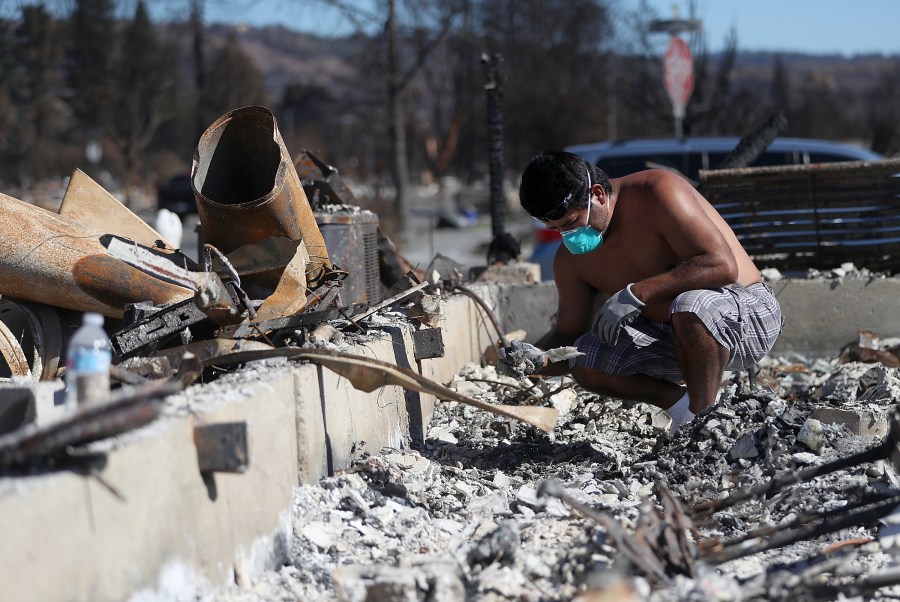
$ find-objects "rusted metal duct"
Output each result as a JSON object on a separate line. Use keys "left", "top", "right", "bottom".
{"left": 192, "top": 106, "right": 331, "bottom": 289}
{"left": 0, "top": 193, "right": 194, "bottom": 318}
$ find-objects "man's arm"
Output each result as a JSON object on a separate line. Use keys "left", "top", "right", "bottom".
{"left": 630, "top": 173, "right": 737, "bottom": 304}
{"left": 534, "top": 248, "right": 597, "bottom": 375}
{"left": 545, "top": 247, "right": 597, "bottom": 341}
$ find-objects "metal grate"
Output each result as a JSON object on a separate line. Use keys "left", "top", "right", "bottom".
{"left": 363, "top": 229, "right": 380, "bottom": 303}
{"left": 700, "top": 158, "right": 900, "bottom": 273}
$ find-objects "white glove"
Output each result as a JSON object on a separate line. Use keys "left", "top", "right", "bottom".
{"left": 497, "top": 340, "right": 546, "bottom": 377}
{"left": 592, "top": 283, "right": 645, "bottom": 344}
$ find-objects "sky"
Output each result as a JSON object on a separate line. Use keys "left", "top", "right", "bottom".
{"left": 190, "top": 0, "right": 900, "bottom": 57}
{"left": 640, "top": 0, "right": 900, "bottom": 56}
{"left": 1, "top": 0, "right": 896, "bottom": 57}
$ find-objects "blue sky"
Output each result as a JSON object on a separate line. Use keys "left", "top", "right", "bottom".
{"left": 641, "top": 0, "right": 900, "bottom": 55}
{"left": 3, "top": 0, "right": 894, "bottom": 57}
{"left": 192, "top": 0, "right": 900, "bottom": 56}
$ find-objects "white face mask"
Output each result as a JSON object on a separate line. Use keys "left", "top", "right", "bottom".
{"left": 561, "top": 170, "right": 604, "bottom": 254}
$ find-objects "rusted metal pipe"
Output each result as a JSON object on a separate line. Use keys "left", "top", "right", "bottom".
{"left": 0, "top": 193, "right": 193, "bottom": 318}
{"left": 192, "top": 106, "right": 331, "bottom": 289}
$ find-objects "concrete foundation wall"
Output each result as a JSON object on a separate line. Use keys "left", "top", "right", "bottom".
{"left": 0, "top": 368, "right": 301, "bottom": 602}
{"left": 1, "top": 277, "right": 896, "bottom": 601}
{"left": 495, "top": 278, "right": 900, "bottom": 355}
{"left": 768, "top": 278, "right": 900, "bottom": 354}
{"left": 0, "top": 298, "right": 485, "bottom": 602}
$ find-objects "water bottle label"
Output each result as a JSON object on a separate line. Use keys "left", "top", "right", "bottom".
{"left": 69, "top": 349, "right": 112, "bottom": 373}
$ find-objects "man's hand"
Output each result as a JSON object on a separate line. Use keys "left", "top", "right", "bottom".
{"left": 497, "top": 340, "right": 546, "bottom": 377}
{"left": 592, "top": 283, "right": 645, "bottom": 344}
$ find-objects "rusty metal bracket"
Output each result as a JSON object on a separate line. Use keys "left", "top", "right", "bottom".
{"left": 413, "top": 328, "right": 445, "bottom": 361}
{"left": 294, "top": 148, "right": 358, "bottom": 208}
{"left": 111, "top": 299, "right": 209, "bottom": 360}
{"left": 219, "top": 303, "right": 366, "bottom": 339}
{"left": 193, "top": 422, "right": 248, "bottom": 473}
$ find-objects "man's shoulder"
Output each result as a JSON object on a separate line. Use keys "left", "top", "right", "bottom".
{"left": 618, "top": 168, "right": 688, "bottom": 191}
{"left": 616, "top": 169, "right": 699, "bottom": 212}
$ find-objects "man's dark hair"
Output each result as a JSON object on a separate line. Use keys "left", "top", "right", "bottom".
{"left": 518, "top": 150, "right": 612, "bottom": 220}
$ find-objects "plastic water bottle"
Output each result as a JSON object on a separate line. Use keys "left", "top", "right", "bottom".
{"left": 65, "top": 312, "right": 112, "bottom": 408}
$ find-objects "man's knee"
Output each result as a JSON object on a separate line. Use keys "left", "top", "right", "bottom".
{"left": 671, "top": 311, "right": 730, "bottom": 362}
{"left": 670, "top": 310, "right": 702, "bottom": 330}
{"left": 671, "top": 311, "right": 718, "bottom": 344}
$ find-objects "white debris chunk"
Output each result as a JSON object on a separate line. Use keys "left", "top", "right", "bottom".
{"left": 760, "top": 267, "right": 782, "bottom": 281}
{"left": 797, "top": 417, "right": 824, "bottom": 451}
{"left": 542, "top": 345, "right": 584, "bottom": 363}
{"left": 301, "top": 521, "right": 336, "bottom": 551}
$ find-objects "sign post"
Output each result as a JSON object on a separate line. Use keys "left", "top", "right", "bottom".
{"left": 663, "top": 36, "right": 694, "bottom": 139}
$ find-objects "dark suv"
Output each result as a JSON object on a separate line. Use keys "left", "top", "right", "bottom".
{"left": 566, "top": 136, "right": 883, "bottom": 182}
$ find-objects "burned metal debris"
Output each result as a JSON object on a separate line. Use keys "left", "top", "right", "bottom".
{"left": 0, "top": 107, "right": 395, "bottom": 386}
{"left": 0, "top": 105, "right": 550, "bottom": 478}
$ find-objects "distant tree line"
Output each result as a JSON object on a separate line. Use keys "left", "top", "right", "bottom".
{"left": 0, "top": 0, "right": 898, "bottom": 213}
{"left": 0, "top": 0, "right": 270, "bottom": 202}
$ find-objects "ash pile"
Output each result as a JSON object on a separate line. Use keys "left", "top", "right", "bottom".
{"left": 208, "top": 337, "right": 900, "bottom": 602}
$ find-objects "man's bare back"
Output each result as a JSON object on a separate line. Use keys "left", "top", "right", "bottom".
{"left": 550, "top": 169, "right": 761, "bottom": 328}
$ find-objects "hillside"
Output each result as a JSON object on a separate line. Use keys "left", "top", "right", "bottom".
{"left": 205, "top": 24, "right": 362, "bottom": 100}
{"left": 214, "top": 24, "right": 898, "bottom": 110}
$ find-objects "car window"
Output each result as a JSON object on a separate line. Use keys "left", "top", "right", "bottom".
{"left": 597, "top": 154, "right": 687, "bottom": 178}
{"left": 752, "top": 150, "right": 798, "bottom": 167}
{"left": 704, "top": 150, "right": 799, "bottom": 171}
{"left": 807, "top": 152, "right": 863, "bottom": 164}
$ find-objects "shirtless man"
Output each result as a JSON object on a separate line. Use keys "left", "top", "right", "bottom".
{"left": 503, "top": 150, "right": 783, "bottom": 433}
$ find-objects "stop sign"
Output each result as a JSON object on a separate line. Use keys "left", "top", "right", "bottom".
{"left": 663, "top": 36, "right": 694, "bottom": 117}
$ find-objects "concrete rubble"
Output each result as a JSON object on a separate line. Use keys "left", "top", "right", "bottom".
{"left": 191, "top": 344, "right": 900, "bottom": 602}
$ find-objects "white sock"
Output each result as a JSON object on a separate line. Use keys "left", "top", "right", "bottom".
{"left": 665, "top": 390, "right": 694, "bottom": 435}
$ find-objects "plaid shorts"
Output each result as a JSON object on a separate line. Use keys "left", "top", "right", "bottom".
{"left": 571, "top": 283, "right": 783, "bottom": 383}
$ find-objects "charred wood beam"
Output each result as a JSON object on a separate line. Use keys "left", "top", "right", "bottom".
{"left": 717, "top": 111, "right": 788, "bottom": 171}
{"left": 692, "top": 406, "right": 900, "bottom": 519}
{"left": 703, "top": 492, "right": 900, "bottom": 566}
{"left": 481, "top": 52, "right": 520, "bottom": 264}
{"left": 0, "top": 379, "right": 182, "bottom": 472}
